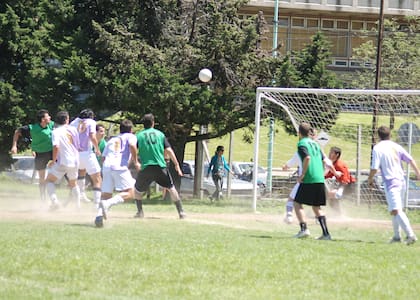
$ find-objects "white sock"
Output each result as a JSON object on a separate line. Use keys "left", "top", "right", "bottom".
{"left": 395, "top": 212, "right": 415, "bottom": 238}
{"left": 77, "top": 178, "right": 85, "bottom": 194}
{"left": 286, "top": 200, "right": 294, "bottom": 213}
{"left": 71, "top": 186, "right": 81, "bottom": 208}
{"left": 392, "top": 215, "right": 401, "bottom": 239}
{"left": 46, "top": 182, "right": 57, "bottom": 203}
{"left": 93, "top": 188, "right": 101, "bottom": 204}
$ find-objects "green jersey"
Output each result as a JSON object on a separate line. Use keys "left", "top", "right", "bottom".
{"left": 297, "top": 137, "right": 324, "bottom": 184}
{"left": 136, "top": 128, "right": 167, "bottom": 170}
{"left": 28, "top": 121, "right": 54, "bottom": 153}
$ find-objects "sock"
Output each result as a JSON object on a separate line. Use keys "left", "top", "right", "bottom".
{"left": 106, "top": 194, "right": 124, "bottom": 208}
{"left": 93, "top": 187, "right": 101, "bottom": 204}
{"left": 392, "top": 215, "right": 401, "bottom": 239}
{"left": 136, "top": 200, "right": 143, "bottom": 212}
{"left": 175, "top": 200, "right": 184, "bottom": 214}
{"left": 46, "top": 182, "right": 57, "bottom": 202}
{"left": 77, "top": 176, "right": 86, "bottom": 194}
{"left": 39, "top": 183, "right": 47, "bottom": 202}
{"left": 299, "top": 222, "right": 307, "bottom": 232}
{"left": 318, "top": 216, "right": 330, "bottom": 236}
{"left": 71, "top": 186, "right": 81, "bottom": 208}
{"left": 395, "top": 212, "right": 415, "bottom": 238}
{"left": 286, "top": 200, "right": 294, "bottom": 214}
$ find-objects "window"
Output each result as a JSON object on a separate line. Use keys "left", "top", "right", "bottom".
{"left": 322, "top": 19, "right": 335, "bottom": 29}
{"left": 337, "top": 20, "right": 349, "bottom": 30}
{"left": 351, "top": 21, "right": 364, "bottom": 31}
{"left": 307, "top": 19, "right": 319, "bottom": 29}
{"left": 291, "top": 18, "right": 305, "bottom": 28}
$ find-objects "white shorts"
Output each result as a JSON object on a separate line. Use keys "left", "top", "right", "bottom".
{"left": 78, "top": 151, "right": 101, "bottom": 175}
{"left": 101, "top": 168, "right": 135, "bottom": 193}
{"left": 289, "top": 182, "right": 300, "bottom": 200}
{"left": 49, "top": 164, "right": 78, "bottom": 181}
{"left": 385, "top": 183, "right": 404, "bottom": 212}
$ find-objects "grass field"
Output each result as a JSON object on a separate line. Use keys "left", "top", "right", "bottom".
{"left": 1, "top": 177, "right": 420, "bottom": 300}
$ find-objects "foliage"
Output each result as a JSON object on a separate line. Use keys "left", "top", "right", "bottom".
{"left": 349, "top": 17, "right": 420, "bottom": 89}
{"left": 0, "top": 1, "right": 341, "bottom": 170}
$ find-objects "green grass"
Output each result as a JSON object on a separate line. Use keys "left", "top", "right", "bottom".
{"left": 1, "top": 178, "right": 420, "bottom": 299}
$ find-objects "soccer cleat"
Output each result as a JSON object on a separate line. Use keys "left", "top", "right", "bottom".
{"left": 99, "top": 201, "right": 108, "bottom": 220}
{"left": 179, "top": 211, "right": 187, "bottom": 219}
{"left": 405, "top": 235, "right": 417, "bottom": 245}
{"left": 294, "top": 229, "right": 310, "bottom": 238}
{"left": 388, "top": 237, "right": 402, "bottom": 244}
{"left": 94, "top": 216, "right": 103, "bottom": 228}
{"left": 284, "top": 213, "right": 293, "bottom": 224}
{"left": 80, "top": 193, "right": 91, "bottom": 203}
{"left": 49, "top": 201, "right": 60, "bottom": 211}
{"left": 134, "top": 210, "right": 144, "bottom": 219}
{"left": 317, "top": 234, "right": 332, "bottom": 240}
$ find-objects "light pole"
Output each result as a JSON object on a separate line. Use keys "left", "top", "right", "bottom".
{"left": 194, "top": 68, "right": 213, "bottom": 199}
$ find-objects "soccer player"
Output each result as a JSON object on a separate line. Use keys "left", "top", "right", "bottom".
{"left": 132, "top": 113, "right": 186, "bottom": 219}
{"left": 368, "top": 125, "right": 420, "bottom": 245}
{"left": 206, "top": 145, "right": 235, "bottom": 201}
{"left": 294, "top": 122, "right": 331, "bottom": 240}
{"left": 10, "top": 109, "right": 54, "bottom": 202}
{"left": 45, "top": 111, "right": 80, "bottom": 209}
{"left": 282, "top": 152, "right": 301, "bottom": 224}
{"left": 324, "top": 146, "right": 355, "bottom": 214}
{"left": 94, "top": 119, "right": 140, "bottom": 227}
{"left": 70, "top": 109, "right": 102, "bottom": 206}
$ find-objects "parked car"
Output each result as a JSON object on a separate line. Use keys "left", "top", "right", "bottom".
{"left": 5, "top": 155, "right": 38, "bottom": 184}
{"left": 180, "top": 160, "right": 258, "bottom": 197}
{"left": 231, "top": 161, "right": 267, "bottom": 195}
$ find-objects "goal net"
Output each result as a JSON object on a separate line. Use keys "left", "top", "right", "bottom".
{"left": 252, "top": 88, "right": 420, "bottom": 213}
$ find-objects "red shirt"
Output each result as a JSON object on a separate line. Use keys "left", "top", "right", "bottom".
{"left": 325, "top": 159, "right": 356, "bottom": 184}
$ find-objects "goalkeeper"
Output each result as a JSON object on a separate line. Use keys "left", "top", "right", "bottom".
{"left": 324, "top": 146, "right": 356, "bottom": 214}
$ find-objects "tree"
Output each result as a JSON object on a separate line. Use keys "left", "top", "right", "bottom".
{"left": 349, "top": 17, "right": 420, "bottom": 89}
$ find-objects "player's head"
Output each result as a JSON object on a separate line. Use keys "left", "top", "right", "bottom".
{"left": 329, "top": 146, "right": 342, "bottom": 161}
{"left": 96, "top": 124, "right": 106, "bottom": 138}
{"left": 120, "top": 119, "right": 133, "bottom": 133}
{"left": 216, "top": 145, "right": 224, "bottom": 155}
{"left": 377, "top": 125, "right": 391, "bottom": 141}
{"left": 55, "top": 111, "right": 69, "bottom": 125}
{"left": 79, "top": 108, "right": 95, "bottom": 119}
{"left": 36, "top": 109, "right": 50, "bottom": 123}
{"left": 141, "top": 113, "right": 154, "bottom": 129}
{"left": 298, "top": 122, "right": 312, "bottom": 138}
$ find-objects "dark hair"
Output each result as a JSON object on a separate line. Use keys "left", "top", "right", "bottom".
{"left": 79, "top": 108, "right": 95, "bottom": 119}
{"left": 36, "top": 109, "right": 49, "bottom": 123}
{"left": 330, "top": 146, "right": 342, "bottom": 159}
{"left": 298, "top": 122, "right": 311, "bottom": 137}
{"left": 377, "top": 125, "right": 391, "bottom": 141}
{"left": 55, "top": 111, "right": 69, "bottom": 125}
{"left": 120, "top": 119, "right": 133, "bottom": 133}
{"left": 96, "top": 124, "right": 105, "bottom": 131}
{"left": 141, "top": 113, "right": 154, "bottom": 129}
{"left": 215, "top": 145, "right": 224, "bottom": 155}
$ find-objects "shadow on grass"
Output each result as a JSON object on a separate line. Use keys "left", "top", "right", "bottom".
{"left": 247, "top": 234, "right": 375, "bottom": 244}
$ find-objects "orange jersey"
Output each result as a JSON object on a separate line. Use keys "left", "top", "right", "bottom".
{"left": 325, "top": 159, "right": 355, "bottom": 184}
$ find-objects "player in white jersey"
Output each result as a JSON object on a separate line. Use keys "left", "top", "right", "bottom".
{"left": 45, "top": 111, "right": 80, "bottom": 210}
{"left": 70, "top": 109, "right": 102, "bottom": 206}
{"left": 94, "top": 119, "right": 140, "bottom": 227}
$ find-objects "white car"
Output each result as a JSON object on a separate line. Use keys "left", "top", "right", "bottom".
{"left": 180, "top": 160, "right": 258, "bottom": 197}
{"left": 5, "top": 155, "right": 39, "bottom": 184}
{"left": 231, "top": 161, "right": 267, "bottom": 195}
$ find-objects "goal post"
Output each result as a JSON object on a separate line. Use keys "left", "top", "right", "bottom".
{"left": 252, "top": 88, "right": 420, "bottom": 212}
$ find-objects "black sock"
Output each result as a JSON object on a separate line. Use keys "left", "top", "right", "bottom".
{"left": 318, "top": 216, "right": 330, "bottom": 236}
{"left": 136, "top": 199, "right": 143, "bottom": 212}
{"left": 300, "top": 222, "right": 307, "bottom": 231}
{"left": 175, "top": 200, "right": 184, "bottom": 214}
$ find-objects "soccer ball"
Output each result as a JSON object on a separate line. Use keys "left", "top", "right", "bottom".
{"left": 198, "top": 68, "right": 212, "bottom": 83}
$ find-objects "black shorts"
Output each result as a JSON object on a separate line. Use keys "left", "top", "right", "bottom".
{"left": 295, "top": 183, "right": 326, "bottom": 206}
{"left": 34, "top": 151, "right": 53, "bottom": 171}
{"left": 134, "top": 165, "right": 174, "bottom": 192}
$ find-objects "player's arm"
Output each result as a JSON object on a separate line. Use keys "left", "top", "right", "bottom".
{"left": 409, "top": 159, "right": 420, "bottom": 180}
{"left": 129, "top": 141, "right": 141, "bottom": 171}
{"left": 367, "top": 169, "right": 378, "bottom": 187}
{"left": 89, "top": 132, "right": 100, "bottom": 156}
{"left": 48, "top": 145, "right": 59, "bottom": 167}
{"left": 10, "top": 128, "right": 22, "bottom": 154}
{"left": 164, "top": 147, "right": 183, "bottom": 176}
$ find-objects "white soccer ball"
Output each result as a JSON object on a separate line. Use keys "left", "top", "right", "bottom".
{"left": 198, "top": 68, "right": 212, "bottom": 83}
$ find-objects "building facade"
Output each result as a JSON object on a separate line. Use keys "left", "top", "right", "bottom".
{"left": 240, "top": 0, "right": 420, "bottom": 70}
